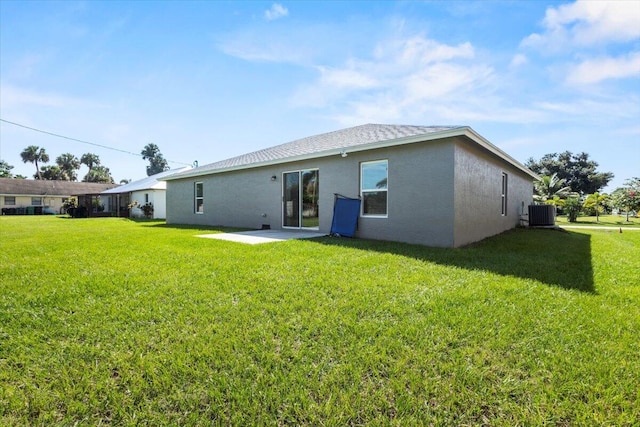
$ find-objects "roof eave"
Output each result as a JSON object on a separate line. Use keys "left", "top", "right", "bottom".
{"left": 162, "top": 126, "right": 538, "bottom": 181}
{"left": 461, "top": 128, "right": 540, "bottom": 180}
{"left": 163, "top": 127, "right": 470, "bottom": 181}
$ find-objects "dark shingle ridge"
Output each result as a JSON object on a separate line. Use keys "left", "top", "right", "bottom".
{"left": 0, "top": 178, "right": 118, "bottom": 196}
{"left": 183, "top": 123, "right": 463, "bottom": 175}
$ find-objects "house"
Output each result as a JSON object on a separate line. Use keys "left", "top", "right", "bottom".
{"left": 100, "top": 167, "right": 191, "bottom": 219}
{"left": 163, "top": 124, "right": 537, "bottom": 247}
{"left": 0, "top": 178, "right": 119, "bottom": 215}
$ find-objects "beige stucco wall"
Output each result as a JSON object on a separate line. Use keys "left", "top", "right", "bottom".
{"left": 1, "top": 194, "right": 66, "bottom": 213}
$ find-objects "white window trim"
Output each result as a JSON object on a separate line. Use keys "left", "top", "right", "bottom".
{"left": 360, "top": 159, "right": 388, "bottom": 218}
{"left": 194, "top": 182, "right": 204, "bottom": 214}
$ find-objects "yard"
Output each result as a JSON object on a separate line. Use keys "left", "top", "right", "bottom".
{"left": 556, "top": 214, "right": 639, "bottom": 227}
{"left": 1, "top": 216, "right": 638, "bottom": 425}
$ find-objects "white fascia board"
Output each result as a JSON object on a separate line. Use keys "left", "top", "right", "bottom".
{"left": 163, "top": 127, "right": 538, "bottom": 181}
{"left": 462, "top": 128, "right": 540, "bottom": 180}
{"left": 163, "top": 128, "right": 469, "bottom": 181}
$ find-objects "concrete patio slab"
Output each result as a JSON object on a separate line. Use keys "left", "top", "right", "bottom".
{"left": 196, "top": 229, "right": 326, "bottom": 244}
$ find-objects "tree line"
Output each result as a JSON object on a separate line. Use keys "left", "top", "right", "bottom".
{"left": 526, "top": 151, "right": 639, "bottom": 221}
{"left": 0, "top": 143, "right": 170, "bottom": 182}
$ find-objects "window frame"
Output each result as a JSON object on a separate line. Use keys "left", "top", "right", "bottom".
{"left": 4, "top": 196, "right": 16, "bottom": 205}
{"left": 501, "top": 172, "right": 508, "bottom": 216}
{"left": 360, "top": 159, "right": 388, "bottom": 218}
{"left": 31, "top": 197, "right": 43, "bottom": 206}
{"left": 194, "top": 182, "right": 204, "bottom": 214}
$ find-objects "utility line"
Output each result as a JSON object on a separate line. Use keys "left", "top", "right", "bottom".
{"left": 0, "top": 118, "right": 192, "bottom": 166}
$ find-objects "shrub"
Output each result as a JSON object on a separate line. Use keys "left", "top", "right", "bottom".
{"left": 564, "top": 196, "right": 582, "bottom": 222}
{"left": 140, "top": 202, "right": 154, "bottom": 218}
{"left": 128, "top": 200, "right": 154, "bottom": 218}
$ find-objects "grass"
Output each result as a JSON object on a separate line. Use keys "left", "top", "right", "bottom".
{"left": 556, "top": 213, "right": 639, "bottom": 227}
{"left": 1, "top": 216, "right": 639, "bottom": 425}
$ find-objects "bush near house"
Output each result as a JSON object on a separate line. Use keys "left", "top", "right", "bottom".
{"left": 0, "top": 216, "right": 638, "bottom": 425}
{"left": 128, "top": 200, "right": 154, "bottom": 218}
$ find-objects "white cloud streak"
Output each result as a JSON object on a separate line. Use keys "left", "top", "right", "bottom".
{"left": 566, "top": 52, "right": 640, "bottom": 85}
{"left": 523, "top": 0, "right": 640, "bottom": 49}
{"left": 265, "top": 3, "right": 288, "bottom": 21}
{"left": 290, "top": 35, "right": 498, "bottom": 125}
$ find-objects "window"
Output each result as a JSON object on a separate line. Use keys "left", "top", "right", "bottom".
{"left": 145, "top": 193, "right": 149, "bottom": 203}
{"left": 501, "top": 172, "right": 508, "bottom": 216}
{"left": 194, "top": 182, "right": 204, "bottom": 214}
{"left": 4, "top": 196, "right": 15, "bottom": 205}
{"left": 361, "top": 160, "right": 388, "bottom": 216}
{"left": 31, "top": 197, "right": 42, "bottom": 206}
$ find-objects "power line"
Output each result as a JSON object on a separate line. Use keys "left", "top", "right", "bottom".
{"left": 0, "top": 118, "right": 192, "bottom": 166}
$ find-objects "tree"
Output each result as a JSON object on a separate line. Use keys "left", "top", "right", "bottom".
{"left": 39, "top": 165, "right": 66, "bottom": 180}
{"left": 533, "top": 173, "right": 573, "bottom": 203}
{"left": 56, "top": 153, "right": 81, "bottom": 181}
{"left": 0, "top": 159, "right": 14, "bottom": 178}
{"left": 83, "top": 165, "right": 114, "bottom": 183}
{"left": 141, "top": 143, "right": 169, "bottom": 176}
{"left": 20, "top": 145, "right": 49, "bottom": 180}
{"left": 80, "top": 153, "right": 100, "bottom": 177}
{"left": 564, "top": 196, "right": 582, "bottom": 223}
{"left": 583, "top": 192, "right": 609, "bottom": 222}
{"left": 611, "top": 177, "right": 640, "bottom": 221}
{"left": 525, "top": 151, "right": 614, "bottom": 195}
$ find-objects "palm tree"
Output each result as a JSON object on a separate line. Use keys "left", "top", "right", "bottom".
{"left": 141, "top": 143, "right": 169, "bottom": 176}
{"left": 80, "top": 153, "right": 100, "bottom": 173}
{"left": 583, "top": 192, "right": 609, "bottom": 222}
{"left": 56, "top": 153, "right": 81, "bottom": 181}
{"left": 39, "top": 165, "right": 66, "bottom": 180}
{"left": 20, "top": 145, "right": 49, "bottom": 180}
{"left": 534, "top": 173, "right": 573, "bottom": 203}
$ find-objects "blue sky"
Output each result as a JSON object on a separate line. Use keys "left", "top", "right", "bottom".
{"left": 1, "top": 1, "right": 638, "bottom": 191}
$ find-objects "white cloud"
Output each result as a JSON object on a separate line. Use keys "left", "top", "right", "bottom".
{"left": 523, "top": 0, "right": 640, "bottom": 50}
{"left": 317, "top": 66, "right": 379, "bottom": 89}
{"left": 566, "top": 52, "right": 640, "bottom": 85}
{"left": 510, "top": 54, "right": 528, "bottom": 68}
{"left": 403, "top": 62, "right": 492, "bottom": 102}
{"left": 265, "top": 3, "right": 288, "bottom": 21}
{"left": 534, "top": 95, "right": 640, "bottom": 122}
{"left": 291, "top": 35, "right": 484, "bottom": 116}
{"left": 374, "top": 36, "right": 474, "bottom": 66}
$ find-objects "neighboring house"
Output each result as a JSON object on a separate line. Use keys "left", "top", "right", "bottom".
{"left": 101, "top": 167, "right": 191, "bottom": 219}
{"left": 163, "top": 124, "right": 538, "bottom": 248}
{"left": 0, "top": 178, "right": 119, "bottom": 215}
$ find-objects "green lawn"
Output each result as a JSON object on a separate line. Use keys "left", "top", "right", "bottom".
{"left": 556, "top": 214, "right": 639, "bottom": 227}
{"left": 1, "top": 216, "right": 638, "bottom": 425}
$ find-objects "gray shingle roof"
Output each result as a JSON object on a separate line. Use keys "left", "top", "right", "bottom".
{"left": 168, "top": 124, "right": 463, "bottom": 179}
{"left": 0, "top": 178, "right": 119, "bottom": 196}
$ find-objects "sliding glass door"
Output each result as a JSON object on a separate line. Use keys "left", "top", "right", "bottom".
{"left": 283, "top": 169, "right": 319, "bottom": 229}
